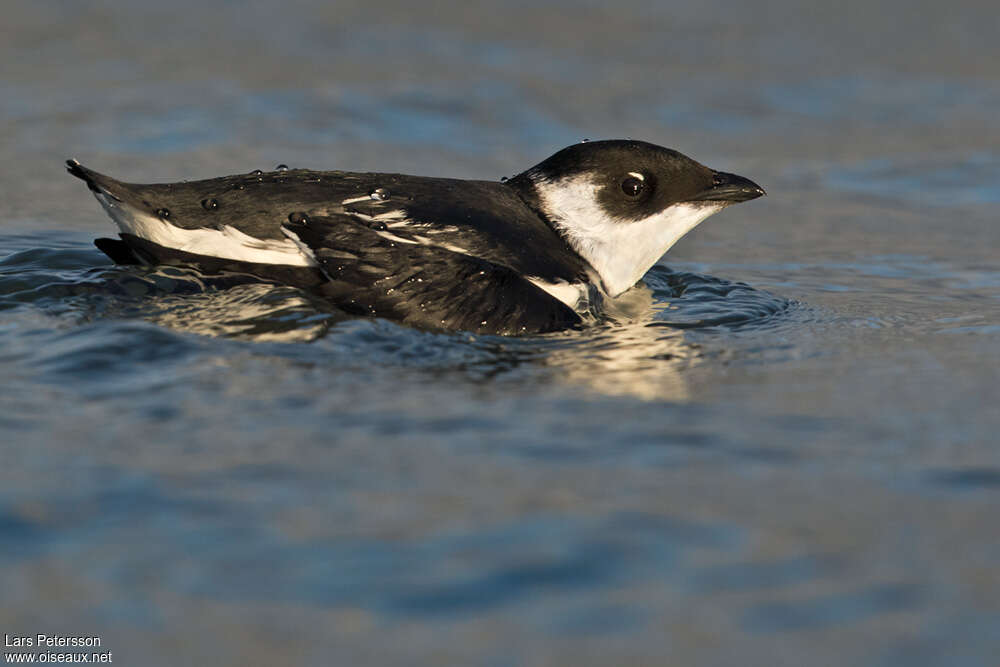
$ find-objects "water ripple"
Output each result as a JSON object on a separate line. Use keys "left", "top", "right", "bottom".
{"left": 644, "top": 265, "right": 796, "bottom": 330}
{"left": 0, "top": 235, "right": 810, "bottom": 403}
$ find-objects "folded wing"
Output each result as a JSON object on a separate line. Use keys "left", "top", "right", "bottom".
{"left": 284, "top": 215, "right": 581, "bottom": 335}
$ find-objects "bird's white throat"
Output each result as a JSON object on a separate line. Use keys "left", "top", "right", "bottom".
{"left": 533, "top": 176, "right": 723, "bottom": 297}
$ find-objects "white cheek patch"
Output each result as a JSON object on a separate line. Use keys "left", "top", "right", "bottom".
{"left": 533, "top": 175, "right": 723, "bottom": 297}
{"left": 94, "top": 192, "right": 316, "bottom": 267}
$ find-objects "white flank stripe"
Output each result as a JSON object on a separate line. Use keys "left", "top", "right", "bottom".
{"left": 95, "top": 192, "right": 316, "bottom": 267}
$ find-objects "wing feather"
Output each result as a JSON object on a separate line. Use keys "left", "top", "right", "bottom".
{"left": 285, "top": 215, "right": 581, "bottom": 335}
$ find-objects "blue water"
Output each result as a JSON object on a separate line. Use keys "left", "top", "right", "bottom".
{"left": 2, "top": 1, "right": 999, "bottom": 665}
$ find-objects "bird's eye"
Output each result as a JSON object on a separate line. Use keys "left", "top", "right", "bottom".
{"left": 621, "top": 176, "right": 645, "bottom": 197}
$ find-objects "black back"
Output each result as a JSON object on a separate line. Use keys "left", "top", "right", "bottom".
{"left": 71, "top": 164, "right": 594, "bottom": 284}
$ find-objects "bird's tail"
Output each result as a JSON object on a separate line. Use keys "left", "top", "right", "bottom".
{"left": 67, "top": 159, "right": 144, "bottom": 264}
{"left": 66, "top": 159, "right": 125, "bottom": 199}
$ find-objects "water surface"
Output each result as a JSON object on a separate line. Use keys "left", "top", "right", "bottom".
{"left": 1, "top": 1, "right": 999, "bottom": 665}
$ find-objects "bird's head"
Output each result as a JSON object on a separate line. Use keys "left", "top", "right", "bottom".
{"left": 507, "top": 140, "right": 765, "bottom": 297}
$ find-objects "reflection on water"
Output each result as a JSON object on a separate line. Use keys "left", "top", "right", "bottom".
{"left": 545, "top": 323, "right": 696, "bottom": 401}
{"left": 141, "top": 279, "right": 343, "bottom": 342}
{"left": 538, "top": 268, "right": 793, "bottom": 400}
{"left": 2, "top": 249, "right": 793, "bottom": 401}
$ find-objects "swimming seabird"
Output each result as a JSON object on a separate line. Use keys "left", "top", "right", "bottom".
{"left": 68, "top": 140, "right": 764, "bottom": 334}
